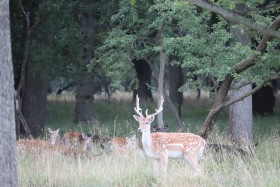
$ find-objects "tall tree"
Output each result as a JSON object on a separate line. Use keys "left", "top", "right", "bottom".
{"left": 90, "top": 0, "right": 186, "bottom": 130}
{"left": 169, "top": 56, "right": 184, "bottom": 117}
{"left": 186, "top": 1, "right": 280, "bottom": 139}
{"left": 21, "top": 63, "right": 48, "bottom": 136}
{"left": 229, "top": 3, "right": 253, "bottom": 146}
{"left": 74, "top": 12, "right": 96, "bottom": 123}
{"left": 0, "top": 0, "right": 19, "bottom": 185}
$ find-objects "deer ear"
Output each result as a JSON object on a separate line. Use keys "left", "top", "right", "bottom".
{"left": 82, "top": 133, "right": 86, "bottom": 139}
{"left": 133, "top": 115, "right": 140, "bottom": 121}
{"left": 56, "top": 128, "right": 60, "bottom": 133}
{"left": 164, "top": 125, "right": 168, "bottom": 129}
{"left": 48, "top": 128, "right": 52, "bottom": 133}
{"left": 148, "top": 115, "right": 155, "bottom": 123}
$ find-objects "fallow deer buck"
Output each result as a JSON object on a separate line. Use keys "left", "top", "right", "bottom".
{"left": 133, "top": 95, "right": 206, "bottom": 176}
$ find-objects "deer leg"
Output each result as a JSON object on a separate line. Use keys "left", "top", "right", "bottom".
{"left": 160, "top": 151, "right": 168, "bottom": 176}
{"left": 153, "top": 159, "right": 160, "bottom": 176}
{"left": 184, "top": 154, "right": 202, "bottom": 176}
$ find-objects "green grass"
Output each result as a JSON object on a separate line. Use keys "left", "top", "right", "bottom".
{"left": 18, "top": 93, "right": 280, "bottom": 186}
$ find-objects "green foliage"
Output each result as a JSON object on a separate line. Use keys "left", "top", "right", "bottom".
{"left": 11, "top": 0, "right": 120, "bottom": 92}
{"left": 11, "top": 0, "right": 280, "bottom": 95}
{"left": 89, "top": 0, "right": 280, "bottom": 94}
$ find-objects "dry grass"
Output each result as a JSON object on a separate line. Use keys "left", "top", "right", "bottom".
{"left": 20, "top": 91, "right": 279, "bottom": 186}
{"left": 18, "top": 132, "right": 280, "bottom": 187}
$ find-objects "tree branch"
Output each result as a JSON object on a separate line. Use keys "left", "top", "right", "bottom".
{"left": 199, "top": 14, "right": 280, "bottom": 139}
{"left": 223, "top": 72, "right": 280, "bottom": 108}
{"left": 187, "top": 0, "right": 280, "bottom": 39}
{"left": 245, "top": 3, "right": 280, "bottom": 12}
{"left": 16, "top": 0, "right": 33, "bottom": 137}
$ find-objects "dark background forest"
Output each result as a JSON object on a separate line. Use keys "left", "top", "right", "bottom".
{"left": 10, "top": 0, "right": 280, "bottom": 143}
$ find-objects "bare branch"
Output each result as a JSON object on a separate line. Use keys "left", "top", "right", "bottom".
{"left": 30, "top": 16, "right": 49, "bottom": 33}
{"left": 19, "top": 0, "right": 28, "bottom": 18}
{"left": 187, "top": 0, "right": 280, "bottom": 39}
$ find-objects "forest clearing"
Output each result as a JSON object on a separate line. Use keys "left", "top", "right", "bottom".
{"left": 1, "top": 0, "right": 280, "bottom": 186}
{"left": 16, "top": 92, "right": 280, "bottom": 186}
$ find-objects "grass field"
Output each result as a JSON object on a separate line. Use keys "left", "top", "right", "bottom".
{"left": 17, "top": 92, "right": 280, "bottom": 186}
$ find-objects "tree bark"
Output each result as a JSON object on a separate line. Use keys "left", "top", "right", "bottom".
{"left": 22, "top": 63, "right": 48, "bottom": 136}
{"left": 169, "top": 56, "right": 183, "bottom": 117}
{"left": 229, "top": 4, "right": 253, "bottom": 146}
{"left": 157, "top": 29, "right": 165, "bottom": 128}
{"left": 74, "top": 72, "right": 95, "bottom": 123}
{"left": 0, "top": 0, "right": 19, "bottom": 185}
{"left": 199, "top": 15, "right": 280, "bottom": 139}
{"left": 132, "top": 59, "right": 153, "bottom": 101}
{"left": 74, "top": 13, "right": 96, "bottom": 123}
{"left": 229, "top": 80, "right": 253, "bottom": 145}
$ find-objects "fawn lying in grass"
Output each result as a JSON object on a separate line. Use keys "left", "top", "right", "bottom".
{"left": 62, "top": 131, "right": 109, "bottom": 149}
{"left": 17, "top": 132, "right": 93, "bottom": 157}
{"left": 109, "top": 135, "right": 139, "bottom": 156}
{"left": 17, "top": 128, "right": 60, "bottom": 154}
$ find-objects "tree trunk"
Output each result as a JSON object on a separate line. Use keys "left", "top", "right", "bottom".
{"left": 157, "top": 29, "right": 165, "bottom": 128}
{"left": 169, "top": 56, "right": 183, "bottom": 117}
{"left": 199, "top": 15, "right": 280, "bottom": 140}
{"left": 74, "top": 72, "right": 94, "bottom": 123}
{"left": 74, "top": 13, "right": 96, "bottom": 123}
{"left": 22, "top": 63, "right": 48, "bottom": 136}
{"left": 132, "top": 59, "right": 153, "bottom": 101}
{"left": 229, "top": 3, "right": 253, "bottom": 146}
{"left": 199, "top": 74, "right": 234, "bottom": 139}
{"left": 0, "top": 0, "right": 19, "bottom": 185}
{"left": 229, "top": 80, "right": 253, "bottom": 145}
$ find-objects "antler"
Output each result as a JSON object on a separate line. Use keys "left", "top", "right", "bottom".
{"left": 134, "top": 95, "right": 143, "bottom": 117}
{"left": 146, "top": 95, "right": 164, "bottom": 117}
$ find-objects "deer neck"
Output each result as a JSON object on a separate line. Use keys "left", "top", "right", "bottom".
{"left": 141, "top": 126, "right": 152, "bottom": 149}
{"left": 50, "top": 136, "right": 56, "bottom": 145}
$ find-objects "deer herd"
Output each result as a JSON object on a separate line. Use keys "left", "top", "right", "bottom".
{"left": 17, "top": 95, "right": 206, "bottom": 176}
